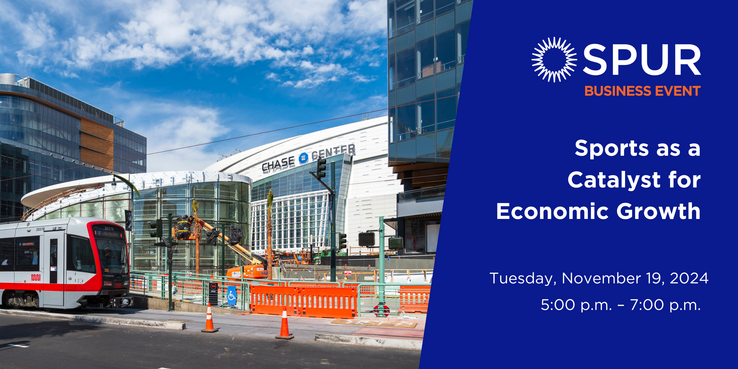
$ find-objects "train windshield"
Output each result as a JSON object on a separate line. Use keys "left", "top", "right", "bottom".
{"left": 91, "top": 225, "right": 128, "bottom": 274}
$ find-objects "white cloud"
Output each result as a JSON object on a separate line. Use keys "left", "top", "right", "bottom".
{"left": 335, "top": 94, "right": 386, "bottom": 118}
{"left": 352, "top": 74, "right": 375, "bottom": 83}
{"left": 280, "top": 61, "right": 353, "bottom": 88}
{"left": 0, "top": 0, "right": 387, "bottom": 87}
{"left": 21, "top": 12, "right": 55, "bottom": 49}
{"left": 139, "top": 105, "right": 228, "bottom": 172}
{"left": 97, "top": 82, "right": 231, "bottom": 172}
{"left": 228, "top": 76, "right": 238, "bottom": 84}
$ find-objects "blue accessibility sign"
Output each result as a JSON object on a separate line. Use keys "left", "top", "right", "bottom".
{"left": 227, "top": 286, "right": 237, "bottom": 306}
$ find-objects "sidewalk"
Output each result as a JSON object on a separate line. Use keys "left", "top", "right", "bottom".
{"left": 1, "top": 307, "right": 425, "bottom": 350}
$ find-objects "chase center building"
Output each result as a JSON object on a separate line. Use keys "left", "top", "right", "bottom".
{"left": 204, "top": 117, "right": 402, "bottom": 255}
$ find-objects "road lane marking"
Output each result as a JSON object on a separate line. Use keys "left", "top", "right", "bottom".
{"left": 3, "top": 343, "right": 29, "bottom": 348}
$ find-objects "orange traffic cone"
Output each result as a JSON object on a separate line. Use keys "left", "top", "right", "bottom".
{"left": 275, "top": 307, "right": 294, "bottom": 340}
{"left": 201, "top": 303, "right": 219, "bottom": 333}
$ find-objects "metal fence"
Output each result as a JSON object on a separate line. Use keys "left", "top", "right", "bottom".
{"left": 130, "top": 270, "right": 430, "bottom": 317}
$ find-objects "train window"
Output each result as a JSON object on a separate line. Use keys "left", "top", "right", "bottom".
{"left": 0, "top": 237, "right": 13, "bottom": 271}
{"left": 15, "top": 236, "right": 40, "bottom": 272}
{"left": 92, "top": 224, "right": 128, "bottom": 274}
{"left": 67, "top": 236, "right": 96, "bottom": 273}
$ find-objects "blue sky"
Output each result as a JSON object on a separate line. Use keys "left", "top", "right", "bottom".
{"left": 0, "top": 0, "right": 388, "bottom": 171}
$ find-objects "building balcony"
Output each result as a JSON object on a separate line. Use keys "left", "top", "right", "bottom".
{"left": 397, "top": 185, "right": 445, "bottom": 217}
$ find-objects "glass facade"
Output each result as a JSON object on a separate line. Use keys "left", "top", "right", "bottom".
{"left": 251, "top": 154, "right": 352, "bottom": 252}
{"left": 114, "top": 127, "right": 146, "bottom": 173}
{"left": 1, "top": 142, "right": 107, "bottom": 221}
{"left": 32, "top": 180, "right": 251, "bottom": 274}
{"left": 387, "top": 0, "right": 472, "bottom": 163}
{"left": 387, "top": 1, "right": 472, "bottom": 254}
{"left": 0, "top": 77, "right": 147, "bottom": 222}
{"left": 0, "top": 95, "right": 81, "bottom": 158}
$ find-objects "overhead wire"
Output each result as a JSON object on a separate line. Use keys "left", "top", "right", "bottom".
{"left": 0, "top": 94, "right": 457, "bottom": 221}
{"left": 1, "top": 93, "right": 457, "bottom": 184}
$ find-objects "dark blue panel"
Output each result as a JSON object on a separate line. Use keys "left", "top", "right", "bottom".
{"left": 422, "top": 1, "right": 737, "bottom": 368}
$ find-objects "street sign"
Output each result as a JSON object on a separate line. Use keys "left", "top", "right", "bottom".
{"left": 344, "top": 270, "right": 352, "bottom": 276}
{"left": 227, "top": 286, "right": 237, "bottom": 306}
{"left": 358, "top": 232, "right": 375, "bottom": 246}
{"left": 388, "top": 237, "right": 403, "bottom": 250}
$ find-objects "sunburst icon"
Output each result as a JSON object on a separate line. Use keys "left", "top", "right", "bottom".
{"left": 532, "top": 37, "right": 577, "bottom": 83}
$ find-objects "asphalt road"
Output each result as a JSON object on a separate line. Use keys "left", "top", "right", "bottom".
{"left": 0, "top": 314, "right": 421, "bottom": 369}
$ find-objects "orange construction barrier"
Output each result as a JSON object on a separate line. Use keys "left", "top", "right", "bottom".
{"left": 251, "top": 286, "right": 357, "bottom": 319}
{"left": 275, "top": 307, "right": 294, "bottom": 340}
{"left": 201, "top": 303, "right": 219, "bottom": 333}
{"left": 399, "top": 286, "right": 431, "bottom": 313}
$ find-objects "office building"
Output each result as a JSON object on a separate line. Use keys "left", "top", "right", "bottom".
{"left": 0, "top": 73, "right": 146, "bottom": 222}
{"left": 386, "top": 0, "right": 473, "bottom": 253}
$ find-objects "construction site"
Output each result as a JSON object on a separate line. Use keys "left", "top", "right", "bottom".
{"left": 18, "top": 168, "right": 434, "bottom": 321}
{"left": 133, "top": 202, "right": 433, "bottom": 321}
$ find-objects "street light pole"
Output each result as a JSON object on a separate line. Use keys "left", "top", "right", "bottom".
{"left": 221, "top": 223, "right": 226, "bottom": 278}
{"left": 309, "top": 159, "right": 337, "bottom": 282}
{"left": 378, "top": 216, "right": 385, "bottom": 310}
{"left": 330, "top": 162, "right": 336, "bottom": 282}
{"left": 167, "top": 213, "right": 174, "bottom": 312}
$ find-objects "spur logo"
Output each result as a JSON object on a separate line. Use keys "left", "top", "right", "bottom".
{"left": 532, "top": 38, "right": 701, "bottom": 81}
{"left": 532, "top": 37, "right": 578, "bottom": 83}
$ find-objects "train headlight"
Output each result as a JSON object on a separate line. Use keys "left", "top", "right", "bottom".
{"left": 123, "top": 280, "right": 129, "bottom": 286}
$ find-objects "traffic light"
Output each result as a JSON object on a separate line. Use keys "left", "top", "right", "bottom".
{"left": 338, "top": 233, "right": 347, "bottom": 250}
{"left": 316, "top": 158, "right": 327, "bottom": 178}
{"left": 228, "top": 225, "right": 243, "bottom": 246}
{"left": 149, "top": 219, "right": 162, "bottom": 238}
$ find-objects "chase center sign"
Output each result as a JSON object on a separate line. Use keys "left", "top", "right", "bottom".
{"left": 261, "top": 144, "right": 356, "bottom": 173}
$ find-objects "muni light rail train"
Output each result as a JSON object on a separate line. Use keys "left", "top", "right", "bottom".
{"left": 0, "top": 217, "right": 130, "bottom": 309}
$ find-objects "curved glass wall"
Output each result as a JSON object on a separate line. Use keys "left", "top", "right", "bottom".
{"left": 33, "top": 181, "right": 251, "bottom": 275}
{"left": 251, "top": 154, "right": 351, "bottom": 253}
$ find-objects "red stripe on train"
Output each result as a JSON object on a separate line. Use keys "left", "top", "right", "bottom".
{"left": 0, "top": 282, "right": 99, "bottom": 292}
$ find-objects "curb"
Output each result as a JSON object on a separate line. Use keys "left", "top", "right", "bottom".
{"left": 314, "top": 334, "right": 423, "bottom": 351}
{"left": 0, "top": 309, "right": 185, "bottom": 330}
{"left": 131, "top": 296, "right": 246, "bottom": 315}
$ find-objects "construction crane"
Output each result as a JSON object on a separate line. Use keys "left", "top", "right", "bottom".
{"left": 174, "top": 203, "right": 267, "bottom": 279}
{"left": 199, "top": 220, "right": 268, "bottom": 279}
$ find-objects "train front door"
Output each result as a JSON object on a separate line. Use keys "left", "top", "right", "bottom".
{"left": 43, "top": 231, "right": 65, "bottom": 307}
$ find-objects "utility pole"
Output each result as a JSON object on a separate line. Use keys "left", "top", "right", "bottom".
{"left": 330, "top": 161, "right": 336, "bottom": 282}
{"left": 309, "top": 234, "right": 313, "bottom": 265}
{"left": 221, "top": 222, "right": 226, "bottom": 278}
{"left": 152, "top": 213, "right": 177, "bottom": 312}
{"left": 309, "top": 158, "right": 337, "bottom": 282}
{"left": 378, "top": 216, "right": 386, "bottom": 311}
{"left": 167, "top": 213, "right": 174, "bottom": 312}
